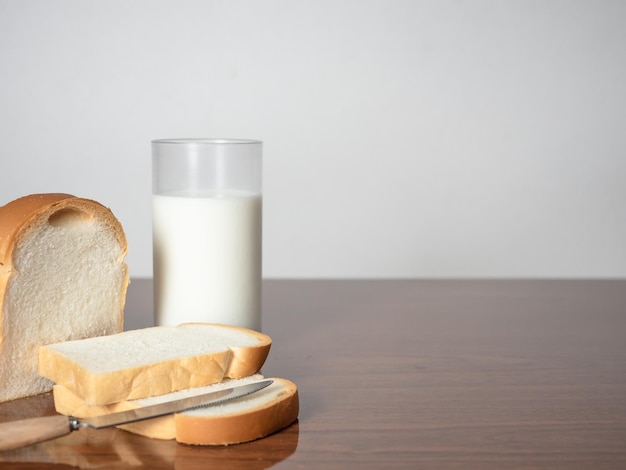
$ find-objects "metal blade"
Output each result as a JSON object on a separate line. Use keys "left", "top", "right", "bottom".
{"left": 74, "top": 379, "right": 273, "bottom": 430}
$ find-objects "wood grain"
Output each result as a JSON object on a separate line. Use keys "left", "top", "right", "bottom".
{"left": 0, "top": 415, "right": 71, "bottom": 452}
{"left": 1, "top": 279, "right": 625, "bottom": 468}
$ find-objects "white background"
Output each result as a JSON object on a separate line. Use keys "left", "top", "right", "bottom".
{"left": 1, "top": 0, "right": 625, "bottom": 279}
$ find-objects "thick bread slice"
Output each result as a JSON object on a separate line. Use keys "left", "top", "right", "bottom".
{"left": 39, "top": 323, "right": 272, "bottom": 405}
{"left": 0, "top": 194, "right": 129, "bottom": 402}
{"left": 53, "top": 376, "right": 299, "bottom": 445}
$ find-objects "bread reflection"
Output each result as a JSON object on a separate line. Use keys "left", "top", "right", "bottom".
{"left": 0, "top": 421, "right": 299, "bottom": 469}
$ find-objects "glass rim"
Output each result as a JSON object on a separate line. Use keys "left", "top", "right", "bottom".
{"left": 152, "top": 138, "right": 262, "bottom": 145}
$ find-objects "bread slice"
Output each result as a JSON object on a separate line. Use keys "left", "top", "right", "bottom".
{"left": 0, "top": 194, "right": 129, "bottom": 402}
{"left": 53, "top": 375, "right": 299, "bottom": 445}
{"left": 174, "top": 377, "right": 298, "bottom": 446}
{"left": 39, "top": 323, "right": 272, "bottom": 405}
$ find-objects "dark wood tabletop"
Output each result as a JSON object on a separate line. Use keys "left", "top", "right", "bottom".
{"left": 1, "top": 279, "right": 625, "bottom": 469}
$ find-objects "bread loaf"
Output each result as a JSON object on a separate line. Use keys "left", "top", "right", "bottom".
{"left": 39, "top": 323, "right": 272, "bottom": 405}
{"left": 0, "top": 194, "right": 129, "bottom": 402}
{"left": 53, "top": 375, "right": 299, "bottom": 445}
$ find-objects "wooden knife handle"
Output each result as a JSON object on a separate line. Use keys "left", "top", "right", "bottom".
{"left": 0, "top": 415, "right": 73, "bottom": 451}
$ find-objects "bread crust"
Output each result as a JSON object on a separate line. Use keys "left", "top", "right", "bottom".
{"left": 0, "top": 193, "right": 129, "bottom": 401}
{"left": 179, "top": 323, "right": 273, "bottom": 378}
{"left": 0, "top": 193, "right": 129, "bottom": 335}
{"left": 175, "top": 378, "right": 299, "bottom": 446}
{"left": 40, "top": 342, "right": 234, "bottom": 405}
{"left": 39, "top": 324, "right": 272, "bottom": 405}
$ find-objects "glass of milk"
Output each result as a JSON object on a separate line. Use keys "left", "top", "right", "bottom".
{"left": 151, "top": 139, "right": 262, "bottom": 331}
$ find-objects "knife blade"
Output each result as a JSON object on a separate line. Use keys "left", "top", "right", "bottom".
{"left": 0, "top": 379, "right": 272, "bottom": 451}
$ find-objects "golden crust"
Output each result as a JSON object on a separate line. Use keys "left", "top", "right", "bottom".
{"left": 0, "top": 193, "right": 129, "bottom": 401}
{"left": 0, "top": 193, "right": 128, "bottom": 268}
{"left": 40, "top": 342, "right": 233, "bottom": 406}
{"left": 0, "top": 193, "right": 129, "bottom": 337}
{"left": 175, "top": 378, "right": 299, "bottom": 445}
{"left": 0, "top": 194, "right": 73, "bottom": 311}
{"left": 202, "top": 324, "right": 272, "bottom": 378}
{"left": 40, "top": 324, "right": 271, "bottom": 405}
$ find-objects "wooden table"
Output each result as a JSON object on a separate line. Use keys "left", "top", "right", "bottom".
{"left": 1, "top": 279, "right": 625, "bottom": 469}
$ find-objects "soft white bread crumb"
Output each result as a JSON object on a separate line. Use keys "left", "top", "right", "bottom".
{"left": 0, "top": 194, "right": 128, "bottom": 402}
{"left": 39, "top": 323, "right": 272, "bottom": 405}
{"left": 53, "top": 375, "right": 299, "bottom": 445}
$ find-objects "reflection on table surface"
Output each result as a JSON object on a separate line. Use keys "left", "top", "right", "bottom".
{"left": 0, "top": 392, "right": 299, "bottom": 469}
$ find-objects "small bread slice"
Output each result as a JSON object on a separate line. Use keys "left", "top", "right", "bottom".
{"left": 39, "top": 323, "right": 272, "bottom": 405}
{"left": 53, "top": 376, "right": 299, "bottom": 445}
{"left": 0, "top": 194, "right": 129, "bottom": 402}
{"left": 174, "top": 377, "right": 298, "bottom": 446}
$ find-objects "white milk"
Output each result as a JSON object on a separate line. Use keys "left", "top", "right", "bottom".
{"left": 152, "top": 191, "right": 262, "bottom": 330}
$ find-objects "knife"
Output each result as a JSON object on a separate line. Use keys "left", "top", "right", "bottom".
{"left": 0, "top": 379, "right": 273, "bottom": 451}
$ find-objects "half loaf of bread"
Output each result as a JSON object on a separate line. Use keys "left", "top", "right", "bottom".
{"left": 52, "top": 375, "right": 299, "bottom": 445}
{"left": 38, "top": 323, "right": 272, "bottom": 405}
{"left": 0, "top": 193, "right": 129, "bottom": 402}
